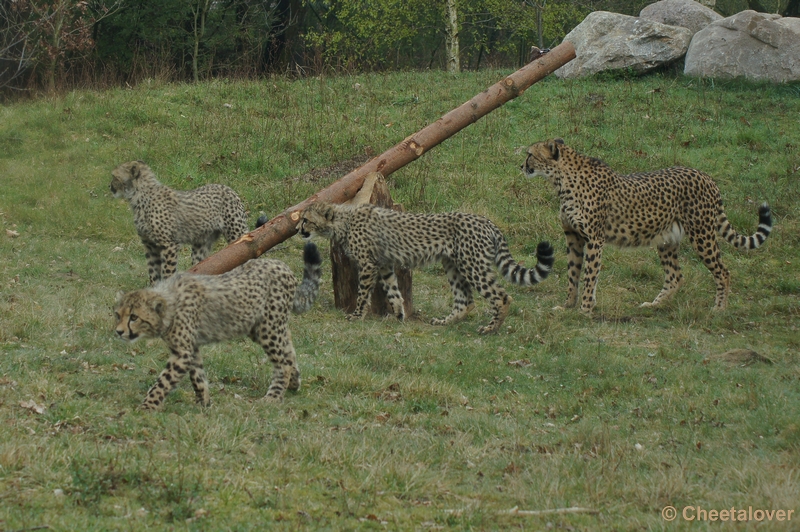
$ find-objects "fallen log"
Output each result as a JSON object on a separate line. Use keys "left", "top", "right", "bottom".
{"left": 189, "top": 41, "right": 576, "bottom": 275}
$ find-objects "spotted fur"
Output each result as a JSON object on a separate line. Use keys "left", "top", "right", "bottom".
{"left": 111, "top": 160, "right": 250, "bottom": 283}
{"left": 297, "top": 201, "right": 554, "bottom": 334}
{"left": 522, "top": 138, "right": 773, "bottom": 313}
{"left": 113, "top": 242, "right": 322, "bottom": 410}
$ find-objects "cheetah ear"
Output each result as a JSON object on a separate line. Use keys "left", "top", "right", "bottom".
{"left": 548, "top": 139, "right": 562, "bottom": 161}
{"left": 151, "top": 295, "right": 167, "bottom": 317}
{"left": 114, "top": 290, "right": 125, "bottom": 306}
{"left": 554, "top": 138, "right": 564, "bottom": 145}
{"left": 129, "top": 161, "right": 142, "bottom": 180}
{"left": 305, "top": 207, "right": 328, "bottom": 224}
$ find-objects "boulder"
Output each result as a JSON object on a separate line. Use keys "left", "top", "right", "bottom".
{"left": 640, "top": 0, "right": 723, "bottom": 34}
{"left": 556, "top": 12, "right": 693, "bottom": 79}
{"left": 684, "top": 10, "right": 800, "bottom": 82}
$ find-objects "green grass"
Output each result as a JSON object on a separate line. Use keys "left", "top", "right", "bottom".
{"left": 1, "top": 70, "right": 799, "bottom": 530}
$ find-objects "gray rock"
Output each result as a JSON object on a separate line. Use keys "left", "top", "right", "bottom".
{"left": 556, "top": 11, "right": 693, "bottom": 79}
{"left": 684, "top": 10, "right": 800, "bottom": 82}
{"left": 640, "top": 0, "right": 722, "bottom": 35}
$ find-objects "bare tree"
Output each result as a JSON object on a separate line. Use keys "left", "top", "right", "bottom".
{"left": 445, "top": 0, "right": 459, "bottom": 72}
{"left": 1, "top": 0, "right": 121, "bottom": 93}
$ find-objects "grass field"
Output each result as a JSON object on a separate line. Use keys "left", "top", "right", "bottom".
{"left": 1, "top": 69, "right": 798, "bottom": 530}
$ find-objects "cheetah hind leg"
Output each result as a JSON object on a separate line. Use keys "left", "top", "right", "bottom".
{"left": 477, "top": 293, "right": 512, "bottom": 335}
{"left": 256, "top": 321, "right": 298, "bottom": 403}
{"left": 641, "top": 243, "right": 684, "bottom": 308}
{"left": 431, "top": 260, "right": 475, "bottom": 326}
{"left": 286, "top": 331, "right": 301, "bottom": 392}
{"left": 191, "top": 238, "right": 214, "bottom": 265}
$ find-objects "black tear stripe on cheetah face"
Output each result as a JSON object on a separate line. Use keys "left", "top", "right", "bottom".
{"left": 522, "top": 138, "right": 773, "bottom": 314}
{"left": 297, "top": 201, "right": 555, "bottom": 335}
{"left": 110, "top": 160, "right": 250, "bottom": 284}
{"left": 113, "top": 243, "right": 322, "bottom": 411}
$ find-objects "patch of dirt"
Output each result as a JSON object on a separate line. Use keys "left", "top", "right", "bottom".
{"left": 291, "top": 147, "right": 375, "bottom": 183}
{"left": 706, "top": 349, "right": 774, "bottom": 366}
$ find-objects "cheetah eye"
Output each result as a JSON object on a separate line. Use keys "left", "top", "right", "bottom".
{"left": 129, "top": 314, "right": 139, "bottom": 322}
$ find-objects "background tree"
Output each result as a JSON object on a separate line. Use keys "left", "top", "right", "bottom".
{"left": 445, "top": 0, "right": 459, "bottom": 72}
{"left": 1, "top": 0, "right": 120, "bottom": 93}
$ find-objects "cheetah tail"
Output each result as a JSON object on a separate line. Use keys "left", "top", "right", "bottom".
{"left": 717, "top": 202, "right": 773, "bottom": 250}
{"left": 496, "top": 240, "right": 555, "bottom": 286}
{"left": 293, "top": 242, "right": 323, "bottom": 314}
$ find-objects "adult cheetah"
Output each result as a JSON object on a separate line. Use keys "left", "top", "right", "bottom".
{"left": 522, "top": 138, "right": 772, "bottom": 313}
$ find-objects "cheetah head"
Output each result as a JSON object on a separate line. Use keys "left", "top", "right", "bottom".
{"left": 296, "top": 202, "right": 336, "bottom": 239}
{"left": 521, "top": 138, "right": 565, "bottom": 187}
{"left": 113, "top": 289, "right": 169, "bottom": 342}
{"left": 110, "top": 160, "right": 149, "bottom": 200}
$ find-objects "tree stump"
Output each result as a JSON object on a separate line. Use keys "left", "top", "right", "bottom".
{"left": 331, "top": 172, "right": 413, "bottom": 318}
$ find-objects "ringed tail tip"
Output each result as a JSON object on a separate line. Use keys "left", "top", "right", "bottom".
{"left": 536, "top": 241, "right": 555, "bottom": 267}
{"left": 303, "top": 241, "right": 322, "bottom": 266}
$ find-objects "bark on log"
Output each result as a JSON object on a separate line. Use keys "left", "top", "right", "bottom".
{"left": 189, "top": 41, "right": 576, "bottom": 276}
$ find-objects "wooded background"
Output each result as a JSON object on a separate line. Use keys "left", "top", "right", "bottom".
{"left": 1, "top": 0, "right": 798, "bottom": 96}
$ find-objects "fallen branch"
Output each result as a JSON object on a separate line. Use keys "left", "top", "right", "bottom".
{"left": 190, "top": 41, "right": 576, "bottom": 275}
{"left": 444, "top": 506, "right": 599, "bottom": 516}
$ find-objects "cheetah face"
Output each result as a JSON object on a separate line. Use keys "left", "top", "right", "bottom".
{"left": 522, "top": 138, "right": 564, "bottom": 185}
{"left": 110, "top": 160, "right": 146, "bottom": 200}
{"left": 113, "top": 290, "right": 167, "bottom": 342}
{"left": 296, "top": 205, "right": 334, "bottom": 239}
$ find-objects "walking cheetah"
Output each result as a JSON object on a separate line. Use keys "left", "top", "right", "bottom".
{"left": 110, "top": 160, "right": 250, "bottom": 283}
{"left": 522, "top": 138, "right": 773, "bottom": 313}
{"left": 296, "top": 201, "right": 554, "bottom": 334}
{"left": 113, "top": 242, "right": 322, "bottom": 410}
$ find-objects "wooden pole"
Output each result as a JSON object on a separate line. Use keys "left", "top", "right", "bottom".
{"left": 189, "top": 41, "right": 576, "bottom": 276}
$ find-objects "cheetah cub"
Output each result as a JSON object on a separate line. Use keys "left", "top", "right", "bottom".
{"left": 114, "top": 242, "right": 322, "bottom": 410}
{"left": 297, "top": 201, "right": 554, "bottom": 334}
{"left": 110, "top": 160, "right": 250, "bottom": 283}
{"left": 522, "top": 138, "right": 773, "bottom": 313}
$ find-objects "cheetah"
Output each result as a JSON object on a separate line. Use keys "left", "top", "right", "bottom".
{"left": 522, "top": 138, "right": 773, "bottom": 313}
{"left": 110, "top": 160, "right": 250, "bottom": 283}
{"left": 297, "top": 201, "right": 554, "bottom": 334}
{"left": 113, "top": 242, "right": 322, "bottom": 410}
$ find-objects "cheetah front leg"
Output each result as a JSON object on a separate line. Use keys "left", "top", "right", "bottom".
{"left": 579, "top": 238, "right": 604, "bottom": 314}
{"left": 563, "top": 229, "right": 586, "bottom": 309}
{"left": 349, "top": 262, "right": 379, "bottom": 321}
{"left": 431, "top": 258, "right": 474, "bottom": 326}
{"left": 188, "top": 354, "right": 210, "bottom": 407}
{"left": 379, "top": 266, "right": 406, "bottom": 321}
{"left": 641, "top": 243, "right": 684, "bottom": 308}
{"left": 142, "top": 346, "right": 194, "bottom": 410}
{"left": 143, "top": 240, "right": 164, "bottom": 284}
{"left": 160, "top": 242, "right": 181, "bottom": 280}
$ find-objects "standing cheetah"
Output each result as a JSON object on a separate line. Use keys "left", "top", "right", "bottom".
{"left": 110, "top": 160, "right": 250, "bottom": 283}
{"left": 522, "top": 138, "right": 773, "bottom": 313}
{"left": 113, "top": 242, "right": 322, "bottom": 410}
{"left": 297, "top": 201, "right": 554, "bottom": 334}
